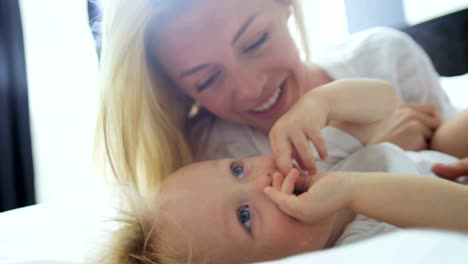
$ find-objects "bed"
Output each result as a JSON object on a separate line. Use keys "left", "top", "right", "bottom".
{"left": 1, "top": 199, "right": 468, "bottom": 264}
{"left": 1, "top": 7, "right": 468, "bottom": 264}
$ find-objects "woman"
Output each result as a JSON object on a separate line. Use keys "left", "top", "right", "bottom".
{"left": 96, "top": 0, "right": 464, "bottom": 192}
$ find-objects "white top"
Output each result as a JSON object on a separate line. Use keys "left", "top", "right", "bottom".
{"left": 190, "top": 27, "right": 457, "bottom": 161}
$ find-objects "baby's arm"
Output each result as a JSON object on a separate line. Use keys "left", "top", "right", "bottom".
{"left": 270, "top": 78, "right": 398, "bottom": 174}
{"left": 350, "top": 172, "right": 468, "bottom": 232}
{"left": 430, "top": 108, "right": 468, "bottom": 158}
{"left": 265, "top": 170, "right": 468, "bottom": 232}
{"left": 306, "top": 78, "right": 398, "bottom": 145}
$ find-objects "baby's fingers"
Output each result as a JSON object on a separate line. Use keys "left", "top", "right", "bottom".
{"left": 291, "top": 133, "right": 316, "bottom": 174}
{"left": 264, "top": 186, "right": 305, "bottom": 220}
{"left": 270, "top": 131, "right": 293, "bottom": 175}
{"left": 305, "top": 128, "right": 328, "bottom": 160}
{"left": 272, "top": 172, "right": 284, "bottom": 190}
{"left": 281, "top": 169, "right": 300, "bottom": 194}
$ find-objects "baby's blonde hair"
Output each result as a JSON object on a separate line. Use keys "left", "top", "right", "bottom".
{"left": 95, "top": 0, "right": 309, "bottom": 193}
{"left": 97, "top": 192, "right": 182, "bottom": 264}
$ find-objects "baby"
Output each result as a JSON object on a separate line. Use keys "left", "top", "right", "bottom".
{"left": 97, "top": 151, "right": 468, "bottom": 264}
{"left": 98, "top": 79, "right": 468, "bottom": 263}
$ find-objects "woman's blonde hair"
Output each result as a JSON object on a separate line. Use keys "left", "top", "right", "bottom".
{"left": 95, "top": 0, "right": 309, "bottom": 193}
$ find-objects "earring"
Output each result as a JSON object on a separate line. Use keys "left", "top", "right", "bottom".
{"left": 189, "top": 101, "right": 201, "bottom": 117}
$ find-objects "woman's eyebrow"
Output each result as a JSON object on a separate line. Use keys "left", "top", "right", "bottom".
{"left": 179, "top": 15, "right": 258, "bottom": 79}
{"left": 232, "top": 14, "right": 258, "bottom": 45}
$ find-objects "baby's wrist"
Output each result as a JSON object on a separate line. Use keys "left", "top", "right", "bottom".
{"left": 303, "top": 92, "right": 330, "bottom": 126}
{"left": 337, "top": 172, "right": 359, "bottom": 212}
{"left": 347, "top": 172, "right": 367, "bottom": 213}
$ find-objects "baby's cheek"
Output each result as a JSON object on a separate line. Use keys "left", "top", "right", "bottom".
{"left": 268, "top": 208, "right": 306, "bottom": 241}
{"left": 269, "top": 209, "right": 330, "bottom": 253}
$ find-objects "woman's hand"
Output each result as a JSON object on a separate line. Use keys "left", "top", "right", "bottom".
{"left": 264, "top": 169, "right": 352, "bottom": 224}
{"left": 376, "top": 103, "right": 440, "bottom": 151}
{"left": 269, "top": 95, "right": 328, "bottom": 175}
{"left": 432, "top": 157, "right": 468, "bottom": 181}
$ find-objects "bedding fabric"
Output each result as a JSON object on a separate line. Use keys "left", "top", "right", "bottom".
{"left": 263, "top": 230, "right": 468, "bottom": 264}
{"left": 1, "top": 202, "right": 467, "bottom": 263}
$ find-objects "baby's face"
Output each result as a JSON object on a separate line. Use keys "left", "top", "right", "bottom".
{"left": 159, "top": 156, "right": 336, "bottom": 263}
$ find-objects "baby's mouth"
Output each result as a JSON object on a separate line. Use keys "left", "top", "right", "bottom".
{"left": 293, "top": 175, "right": 308, "bottom": 196}
{"left": 293, "top": 186, "right": 306, "bottom": 196}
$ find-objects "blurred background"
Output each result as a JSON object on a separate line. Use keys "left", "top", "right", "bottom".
{"left": 1, "top": 0, "right": 467, "bottom": 212}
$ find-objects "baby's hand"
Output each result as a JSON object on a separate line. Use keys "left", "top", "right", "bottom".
{"left": 265, "top": 169, "right": 352, "bottom": 224}
{"left": 269, "top": 95, "right": 328, "bottom": 175}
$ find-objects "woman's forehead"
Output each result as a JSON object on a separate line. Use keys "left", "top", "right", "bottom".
{"left": 155, "top": 0, "right": 268, "bottom": 43}
{"left": 152, "top": 0, "right": 277, "bottom": 78}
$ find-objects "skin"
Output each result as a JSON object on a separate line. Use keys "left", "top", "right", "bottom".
{"left": 265, "top": 170, "right": 468, "bottom": 232}
{"left": 430, "top": 108, "right": 468, "bottom": 159}
{"left": 378, "top": 103, "right": 440, "bottom": 151}
{"left": 158, "top": 156, "right": 355, "bottom": 263}
{"left": 433, "top": 157, "right": 468, "bottom": 179}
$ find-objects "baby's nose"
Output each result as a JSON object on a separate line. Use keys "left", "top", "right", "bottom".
{"left": 251, "top": 172, "right": 273, "bottom": 192}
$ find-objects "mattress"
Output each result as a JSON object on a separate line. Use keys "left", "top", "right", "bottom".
{"left": 1, "top": 201, "right": 467, "bottom": 263}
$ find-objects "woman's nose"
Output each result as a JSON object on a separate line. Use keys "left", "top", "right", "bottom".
{"left": 232, "top": 69, "right": 267, "bottom": 103}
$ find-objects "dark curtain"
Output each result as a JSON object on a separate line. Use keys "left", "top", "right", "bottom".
{"left": 344, "top": 0, "right": 468, "bottom": 76}
{"left": 0, "top": 0, "right": 36, "bottom": 212}
{"left": 402, "top": 8, "right": 468, "bottom": 77}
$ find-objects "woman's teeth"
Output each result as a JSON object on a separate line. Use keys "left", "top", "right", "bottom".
{"left": 252, "top": 87, "right": 282, "bottom": 113}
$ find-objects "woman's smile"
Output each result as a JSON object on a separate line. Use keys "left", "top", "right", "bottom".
{"left": 248, "top": 76, "right": 290, "bottom": 119}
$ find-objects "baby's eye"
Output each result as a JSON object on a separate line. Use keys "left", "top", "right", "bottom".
{"left": 230, "top": 161, "right": 244, "bottom": 179}
{"left": 238, "top": 205, "right": 251, "bottom": 232}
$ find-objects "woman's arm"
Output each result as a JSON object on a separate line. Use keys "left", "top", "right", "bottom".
{"left": 265, "top": 170, "right": 468, "bottom": 233}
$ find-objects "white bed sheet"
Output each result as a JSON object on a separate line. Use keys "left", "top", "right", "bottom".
{"left": 1, "top": 201, "right": 468, "bottom": 264}
{"left": 264, "top": 230, "right": 468, "bottom": 264}
{"left": 0, "top": 201, "right": 117, "bottom": 264}
{"left": 1, "top": 74, "right": 468, "bottom": 263}
{"left": 440, "top": 73, "right": 468, "bottom": 111}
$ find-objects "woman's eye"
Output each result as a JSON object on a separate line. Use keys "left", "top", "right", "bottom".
{"left": 238, "top": 205, "right": 251, "bottom": 232}
{"left": 230, "top": 162, "right": 244, "bottom": 179}
{"left": 196, "top": 70, "right": 221, "bottom": 92}
{"left": 243, "top": 32, "right": 269, "bottom": 54}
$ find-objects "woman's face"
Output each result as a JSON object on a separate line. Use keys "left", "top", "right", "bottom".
{"left": 154, "top": 0, "right": 309, "bottom": 133}
{"left": 159, "top": 156, "right": 336, "bottom": 263}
